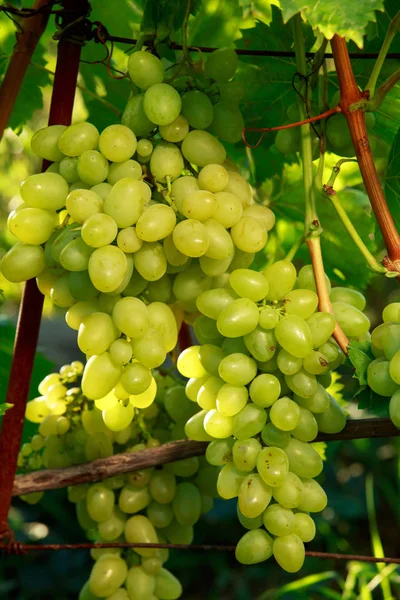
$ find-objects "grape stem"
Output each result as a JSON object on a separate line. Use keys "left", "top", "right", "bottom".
{"left": 241, "top": 106, "right": 341, "bottom": 149}
{"left": 0, "top": 0, "right": 51, "bottom": 142}
{"left": 367, "top": 68, "right": 400, "bottom": 111}
{"left": 366, "top": 10, "right": 400, "bottom": 98}
{"left": 323, "top": 164, "right": 388, "bottom": 275}
{"left": 330, "top": 35, "right": 400, "bottom": 274}
{"left": 292, "top": 16, "right": 350, "bottom": 354}
{"left": 0, "top": 1, "right": 84, "bottom": 542}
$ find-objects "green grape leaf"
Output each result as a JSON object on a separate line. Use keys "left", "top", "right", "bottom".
{"left": 90, "top": 1, "right": 144, "bottom": 38}
{"left": 357, "top": 387, "right": 389, "bottom": 417}
{"left": 0, "top": 403, "right": 12, "bottom": 417}
{"left": 79, "top": 44, "right": 131, "bottom": 130}
{"left": 8, "top": 48, "right": 51, "bottom": 132}
{"left": 384, "top": 127, "right": 400, "bottom": 236}
{"left": 347, "top": 339, "right": 374, "bottom": 389}
{"left": 279, "top": 0, "right": 384, "bottom": 47}
{"left": 311, "top": 441, "right": 327, "bottom": 460}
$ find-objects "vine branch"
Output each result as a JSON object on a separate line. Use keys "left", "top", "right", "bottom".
{"left": 366, "top": 10, "right": 400, "bottom": 97}
{"left": 0, "top": 0, "right": 51, "bottom": 141}
{"left": 292, "top": 16, "right": 349, "bottom": 354}
{"left": 0, "top": 542, "right": 399, "bottom": 566}
{"left": 242, "top": 106, "right": 341, "bottom": 149}
{"left": 330, "top": 35, "right": 400, "bottom": 273}
{"left": 12, "top": 419, "right": 400, "bottom": 497}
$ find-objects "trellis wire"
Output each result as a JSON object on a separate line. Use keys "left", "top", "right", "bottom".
{"left": 1, "top": 541, "right": 399, "bottom": 565}
{"left": 102, "top": 33, "right": 400, "bottom": 59}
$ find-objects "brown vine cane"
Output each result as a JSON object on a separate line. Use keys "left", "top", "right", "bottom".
{"left": 330, "top": 35, "right": 400, "bottom": 272}
{"left": 0, "top": 0, "right": 87, "bottom": 545}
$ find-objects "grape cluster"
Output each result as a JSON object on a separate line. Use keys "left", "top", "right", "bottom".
{"left": 1, "top": 48, "right": 269, "bottom": 432}
{"left": 20, "top": 364, "right": 219, "bottom": 600}
{"left": 368, "top": 303, "right": 400, "bottom": 427}
{"left": 176, "top": 261, "right": 370, "bottom": 572}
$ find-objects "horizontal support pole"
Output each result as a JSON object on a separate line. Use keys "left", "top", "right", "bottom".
{"left": 13, "top": 418, "right": 399, "bottom": 497}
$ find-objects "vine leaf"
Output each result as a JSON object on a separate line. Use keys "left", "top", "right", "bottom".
{"left": 279, "top": 0, "right": 384, "bottom": 47}
{"left": 384, "top": 126, "right": 400, "bottom": 236}
{"left": 0, "top": 403, "right": 12, "bottom": 417}
{"left": 346, "top": 339, "right": 388, "bottom": 416}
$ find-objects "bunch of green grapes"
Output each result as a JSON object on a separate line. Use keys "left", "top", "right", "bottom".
{"left": 368, "top": 303, "right": 400, "bottom": 427}
{"left": 123, "top": 47, "right": 244, "bottom": 144}
{"left": 1, "top": 48, "right": 268, "bottom": 429}
{"left": 175, "top": 261, "right": 373, "bottom": 572}
{"left": 20, "top": 364, "right": 218, "bottom": 600}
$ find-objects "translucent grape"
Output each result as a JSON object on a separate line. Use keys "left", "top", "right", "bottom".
{"left": 103, "top": 401, "right": 134, "bottom": 431}
{"left": 20, "top": 172, "right": 68, "bottom": 210}
{"left": 297, "top": 478, "right": 327, "bottom": 512}
{"left": 159, "top": 114, "right": 189, "bottom": 143}
{"left": 229, "top": 269, "right": 269, "bottom": 302}
{"left": 230, "top": 216, "right": 267, "bottom": 253}
{"left": 367, "top": 358, "right": 399, "bottom": 396}
{"left": 272, "top": 472, "right": 303, "bottom": 508}
{"left": 293, "top": 512, "right": 316, "bottom": 542}
{"left": 205, "top": 48, "right": 238, "bottom": 83}
{"left": 78, "top": 312, "right": 118, "bottom": 355}
{"left": 103, "top": 177, "right": 143, "bottom": 228}
{"left": 77, "top": 150, "right": 109, "bottom": 185}
{"left": 249, "top": 374, "right": 281, "bottom": 408}
{"left": 218, "top": 352, "right": 257, "bottom": 385}
{"left": 125, "top": 515, "right": 159, "bottom": 557}
{"left": 107, "top": 159, "right": 142, "bottom": 185}
{"left": 136, "top": 204, "right": 176, "bottom": 242}
{"left": 31, "top": 125, "right": 67, "bottom": 162}
{"left": 307, "top": 312, "right": 336, "bottom": 348}
{"left": 66, "top": 189, "right": 103, "bottom": 224}
{"left": 217, "top": 298, "right": 259, "bottom": 337}
{"left": 172, "top": 219, "right": 209, "bottom": 257}
{"left": 82, "top": 352, "right": 122, "bottom": 400}
{"left": 389, "top": 389, "right": 400, "bottom": 427}
{"left": 198, "top": 164, "right": 229, "bottom": 192}
{"left": 233, "top": 404, "right": 267, "bottom": 440}
{"left": 210, "top": 101, "right": 244, "bottom": 144}
{"left": 135, "top": 242, "right": 167, "bottom": 281}
{"left": 238, "top": 473, "right": 272, "bottom": 518}
{"left": 121, "top": 94, "right": 155, "bottom": 137}
{"left": 89, "top": 555, "right": 128, "bottom": 597}
{"left": 58, "top": 122, "right": 99, "bottom": 156}
{"left": 8, "top": 207, "right": 56, "bottom": 245}
{"left": 181, "top": 130, "right": 226, "bottom": 167}
{"left": 284, "top": 438, "right": 323, "bottom": 479}
{"left": 263, "top": 504, "right": 295, "bottom": 536}
{"left": 1, "top": 242, "right": 45, "bottom": 282}
{"left": 144, "top": 83, "right": 182, "bottom": 125}
{"left": 150, "top": 142, "right": 184, "bottom": 182}
{"left": 203, "top": 218, "right": 234, "bottom": 259}
{"left": 88, "top": 245, "right": 127, "bottom": 293}
{"left": 243, "top": 205, "right": 275, "bottom": 231}
{"left": 332, "top": 301, "right": 370, "bottom": 337}
{"left": 273, "top": 533, "right": 305, "bottom": 573}
{"left": 235, "top": 529, "right": 273, "bottom": 565}
{"left": 216, "top": 383, "right": 248, "bottom": 416}
{"left": 263, "top": 260, "right": 297, "bottom": 301}
{"left": 232, "top": 438, "right": 261, "bottom": 472}
{"left": 314, "top": 396, "right": 347, "bottom": 433}
{"left": 181, "top": 90, "right": 214, "bottom": 129}
{"left": 285, "top": 369, "right": 318, "bottom": 398}
{"left": 217, "top": 463, "right": 245, "bottom": 499}
{"left": 181, "top": 190, "right": 216, "bottom": 221}
{"left": 330, "top": 286, "right": 366, "bottom": 311}
{"left": 270, "top": 397, "right": 301, "bottom": 431}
